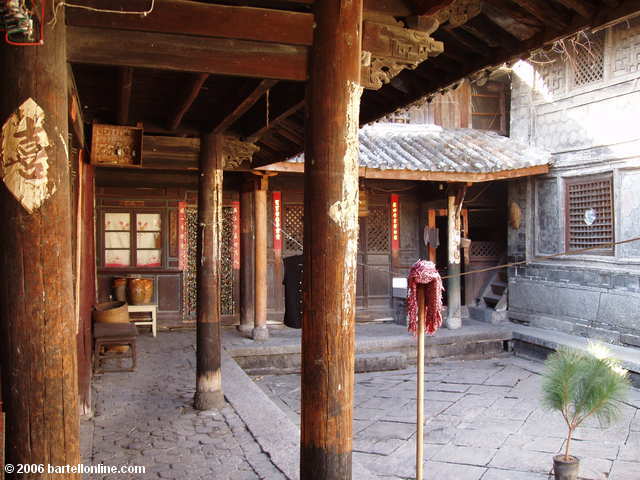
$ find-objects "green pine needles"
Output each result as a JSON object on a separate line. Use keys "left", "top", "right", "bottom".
{"left": 541, "top": 343, "right": 631, "bottom": 461}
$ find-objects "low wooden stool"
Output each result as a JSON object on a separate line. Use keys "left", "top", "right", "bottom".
{"left": 93, "top": 323, "right": 138, "bottom": 373}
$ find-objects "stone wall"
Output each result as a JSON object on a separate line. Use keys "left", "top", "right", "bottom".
{"left": 507, "top": 20, "right": 640, "bottom": 348}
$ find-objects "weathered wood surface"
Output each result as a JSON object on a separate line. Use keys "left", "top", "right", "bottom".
{"left": 212, "top": 79, "right": 278, "bottom": 134}
{"left": 194, "top": 133, "right": 225, "bottom": 411}
{"left": 252, "top": 177, "right": 269, "bottom": 341}
{"left": 301, "top": 0, "right": 363, "bottom": 477}
{"left": 67, "top": 0, "right": 315, "bottom": 46}
{"left": 142, "top": 135, "right": 200, "bottom": 170}
{"left": 67, "top": 26, "right": 308, "bottom": 81}
{"left": 239, "top": 184, "right": 255, "bottom": 335}
{"left": 0, "top": 8, "right": 81, "bottom": 475}
{"left": 116, "top": 67, "right": 133, "bottom": 125}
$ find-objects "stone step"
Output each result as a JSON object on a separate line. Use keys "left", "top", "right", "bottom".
{"left": 355, "top": 352, "right": 406, "bottom": 373}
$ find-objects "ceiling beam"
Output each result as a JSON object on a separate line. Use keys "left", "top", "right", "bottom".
{"left": 116, "top": 67, "right": 133, "bottom": 125}
{"left": 168, "top": 73, "right": 209, "bottom": 131}
{"left": 552, "top": 0, "right": 595, "bottom": 19}
{"left": 67, "top": 26, "right": 308, "bottom": 81}
{"left": 66, "top": 0, "right": 314, "bottom": 46}
{"left": 509, "top": 0, "right": 569, "bottom": 31}
{"left": 244, "top": 99, "right": 305, "bottom": 142}
{"left": 211, "top": 79, "right": 278, "bottom": 134}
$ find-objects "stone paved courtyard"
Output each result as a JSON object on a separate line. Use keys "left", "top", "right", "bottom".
{"left": 255, "top": 356, "right": 640, "bottom": 480}
{"left": 81, "top": 330, "right": 640, "bottom": 480}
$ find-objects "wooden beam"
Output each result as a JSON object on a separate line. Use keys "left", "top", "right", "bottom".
{"left": 168, "top": 73, "right": 209, "bottom": 131}
{"left": 143, "top": 135, "right": 200, "bottom": 170}
{"left": 0, "top": 6, "right": 81, "bottom": 470}
{"left": 67, "top": 26, "right": 308, "bottom": 82}
{"left": 459, "top": 14, "right": 520, "bottom": 50}
{"left": 245, "top": 99, "right": 305, "bottom": 142}
{"left": 552, "top": 0, "right": 595, "bottom": 19}
{"left": 116, "top": 67, "right": 133, "bottom": 125}
{"left": 194, "top": 132, "right": 225, "bottom": 411}
{"left": 212, "top": 79, "right": 278, "bottom": 134}
{"left": 258, "top": 162, "right": 551, "bottom": 181}
{"left": 67, "top": 0, "right": 314, "bottom": 46}
{"left": 509, "top": 0, "right": 569, "bottom": 31}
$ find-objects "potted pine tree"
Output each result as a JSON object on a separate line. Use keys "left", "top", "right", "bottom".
{"left": 541, "top": 344, "right": 630, "bottom": 480}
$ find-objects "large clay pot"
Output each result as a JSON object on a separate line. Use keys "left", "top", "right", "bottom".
{"left": 127, "top": 278, "right": 153, "bottom": 305}
{"left": 112, "top": 277, "right": 128, "bottom": 302}
{"left": 553, "top": 455, "right": 579, "bottom": 480}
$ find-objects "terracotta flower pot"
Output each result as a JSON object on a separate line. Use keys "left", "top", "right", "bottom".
{"left": 127, "top": 278, "right": 153, "bottom": 305}
{"left": 553, "top": 454, "right": 579, "bottom": 480}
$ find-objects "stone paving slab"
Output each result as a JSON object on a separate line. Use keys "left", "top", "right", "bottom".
{"left": 255, "top": 356, "right": 640, "bottom": 480}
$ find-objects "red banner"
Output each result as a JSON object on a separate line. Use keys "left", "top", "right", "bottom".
{"left": 231, "top": 201, "right": 241, "bottom": 270}
{"left": 178, "top": 201, "right": 187, "bottom": 271}
{"left": 391, "top": 194, "right": 400, "bottom": 250}
{"left": 272, "top": 192, "right": 282, "bottom": 252}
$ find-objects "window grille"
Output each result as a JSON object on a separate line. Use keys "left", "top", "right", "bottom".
{"left": 283, "top": 204, "right": 304, "bottom": 253}
{"left": 565, "top": 174, "right": 614, "bottom": 254}
{"left": 571, "top": 30, "right": 605, "bottom": 88}
{"left": 382, "top": 110, "right": 410, "bottom": 124}
{"left": 366, "top": 206, "right": 390, "bottom": 252}
{"left": 221, "top": 206, "right": 235, "bottom": 315}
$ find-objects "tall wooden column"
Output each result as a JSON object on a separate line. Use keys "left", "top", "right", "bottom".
{"left": 446, "top": 185, "right": 463, "bottom": 330}
{"left": 301, "top": 0, "right": 363, "bottom": 477}
{"left": 238, "top": 182, "right": 255, "bottom": 336}
{"left": 252, "top": 176, "right": 269, "bottom": 341}
{"left": 0, "top": 9, "right": 81, "bottom": 475}
{"left": 194, "top": 133, "right": 225, "bottom": 411}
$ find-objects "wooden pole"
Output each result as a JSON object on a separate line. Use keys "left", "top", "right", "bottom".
{"left": 301, "top": 0, "right": 363, "bottom": 477}
{"left": 446, "top": 189, "right": 462, "bottom": 329}
{"left": 416, "top": 286, "right": 426, "bottom": 480}
{"left": 253, "top": 176, "right": 269, "bottom": 341}
{"left": 0, "top": 8, "right": 81, "bottom": 475}
{"left": 239, "top": 182, "right": 255, "bottom": 336}
{"left": 194, "top": 132, "right": 225, "bottom": 411}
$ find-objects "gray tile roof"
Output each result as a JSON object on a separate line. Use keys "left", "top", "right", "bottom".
{"left": 289, "top": 123, "right": 550, "bottom": 173}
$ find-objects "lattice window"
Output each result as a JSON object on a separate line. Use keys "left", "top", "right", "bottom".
{"left": 571, "top": 30, "right": 605, "bottom": 88}
{"left": 470, "top": 241, "right": 500, "bottom": 259}
{"left": 221, "top": 207, "right": 235, "bottom": 315}
{"left": 566, "top": 174, "right": 614, "bottom": 254}
{"left": 381, "top": 110, "right": 410, "bottom": 124}
{"left": 283, "top": 204, "right": 304, "bottom": 253}
{"left": 366, "top": 206, "right": 389, "bottom": 252}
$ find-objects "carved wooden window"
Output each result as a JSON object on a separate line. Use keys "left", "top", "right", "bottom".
{"left": 366, "top": 206, "right": 390, "bottom": 252}
{"left": 183, "top": 207, "right": 198, "bottom": 319}
{"left": 565, "top": 174, "right": 614, "bottom": 254}
{"left": 382, "top": 110, "right": 410, "bottom": 124}
{"left": 283, "top": 204, "right": 304, "bottom": 254}
{"left": 471, "top": 81, "right": 507, "bottom": 135}
{"left": 221, "top": 206, "right": 235, "bottom": 315}
{"left": 571, "top": 30, "right": 605, "bottom": 88}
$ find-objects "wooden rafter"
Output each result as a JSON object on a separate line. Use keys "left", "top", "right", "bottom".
{"left": 244, "top": 99, "right": 305, "bottom": 142}
{"left": 552, "top": 0, "right": 595, "bottom": 18}
{"left": 211, "top": 79, "right": 278, "bottom": 134}
{"left": 116, "top": 67, "right": 133, "bottom": 125}
{"left": 509, "top": 0, "right": 569, "bottom": 31}
{"left": 460, "top": 14, "right": 520, "bottom": 50}
{"left": 168, "top": 73, "right": 209, "bottom": 131}
{"left": 67, "top": 26, "right": 308, "bottom": 81}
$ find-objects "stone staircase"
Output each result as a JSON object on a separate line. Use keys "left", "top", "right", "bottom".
{"left": 469, "top": 267, "right": 509, "bottom": 325}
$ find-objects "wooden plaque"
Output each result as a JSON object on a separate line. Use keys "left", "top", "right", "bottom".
{"left": 90, "top": 123, "right": 143, "bottom": 166}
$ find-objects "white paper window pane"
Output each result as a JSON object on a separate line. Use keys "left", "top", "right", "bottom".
{"left": 137, "top": 213, "right": 161, "bottom": 231}
{"left": 105, "top": 250, "right": 130, "bottom": 267}
{"left": 137, "top": 249, "right": 161, "bottom": 267}
{"left": 137, "top": 232, "right": 161, "bottom": 249}
{"left": 105, "top": 213, "right": 130, "bottom": 231}
{"left": 106, "top": 231, "right": 130, "bottom": 249}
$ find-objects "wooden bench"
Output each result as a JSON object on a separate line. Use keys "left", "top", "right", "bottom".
{"left": 93, "top": 323, "right": 138, "bottom": 373}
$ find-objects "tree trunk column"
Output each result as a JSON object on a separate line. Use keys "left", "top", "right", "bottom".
{"left": 194, "top": 133, "right": 225, "bottom": 411}
{"left": 301, "top": 0, "right": 363, "bottom": 477}
{"left": 252, "top": 176, "right": 269, "bottom": 341}
{"left": 238, "top": 182, "right": 255, "bottom": 336}
{"left": 0, "top": 10, "right": 81, "bottom": 475}
{"left": 446, "top": 188, "right": 462, "bottom": 330}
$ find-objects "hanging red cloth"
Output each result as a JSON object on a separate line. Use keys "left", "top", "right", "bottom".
{"left": 407, "top": 260, "right": 444, "bottom": 336}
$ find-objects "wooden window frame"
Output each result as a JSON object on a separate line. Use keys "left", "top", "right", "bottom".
{"left": 564, "top": 173, "right": 614, "bottom": 256}
{"left": 102, "top": 208, "right": 165, "bottom": 269}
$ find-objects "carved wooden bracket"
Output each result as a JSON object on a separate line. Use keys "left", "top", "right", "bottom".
{"left": 361, "top": 20, "right": 444, "bottom": 90}
{"left": 223, "top": 135, "right": 259, "bottom": 169}
{"left": 433, "top": 0, "right": 482, "bottom": 28}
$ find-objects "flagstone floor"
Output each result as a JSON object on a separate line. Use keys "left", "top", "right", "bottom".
{"left": 255, "top": 356, "right": 640, "bottom": 480}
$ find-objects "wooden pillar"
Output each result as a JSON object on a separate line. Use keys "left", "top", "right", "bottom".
{"left": 252, "top": 176, "right": 269, "bottom": 341}
{"left": 194, "top": 132, "right": 225, "bottom": 411}
{"left": 0, "top": 9, "right": 81, "bottom": 475}
{"left": 238, "top": 182, "right": 255, "bottom": 336}
{"left": 446, "top": 185, "right": 464, "bottom": 329}
{"left": 301, "top": 0, "right": 363, "bottom": 477}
